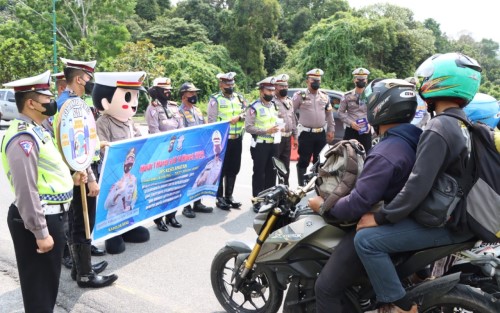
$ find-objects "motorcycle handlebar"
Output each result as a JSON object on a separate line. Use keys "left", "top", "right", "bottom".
{"left": 297, "top": 176, "right": 317, "bottom": 195}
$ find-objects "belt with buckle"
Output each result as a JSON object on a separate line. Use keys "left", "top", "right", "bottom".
{"left": 302, "top": 126, "right": 324, "bottom": 133}
{"left": 256, "top": 139, "right": 274, "bottom": 144}
{"left": 43, "top": 203, "right": 70, "bottom": 215}
{"left": 228, "top": 134, "right": 241, "bottom": 139}
{"left": 281, "top": 131, "right": 292, "bottom": 137}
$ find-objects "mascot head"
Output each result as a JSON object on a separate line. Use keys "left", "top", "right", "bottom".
{"left": 92, "top": 71, "right": 147, "bottom": 122}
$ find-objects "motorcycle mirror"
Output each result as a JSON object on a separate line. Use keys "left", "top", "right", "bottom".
{"left": 272, "top": 157, "right": 288, "bottom": 179}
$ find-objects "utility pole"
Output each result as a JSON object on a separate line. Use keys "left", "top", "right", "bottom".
{"left": 52, "top": 0, "right": 58, "bottom": 74}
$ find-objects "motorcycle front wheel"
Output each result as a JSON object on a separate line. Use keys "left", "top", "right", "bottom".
{"left": 420, "top": 284, "right": 499, "bottom": 313}
{"left": 211, "top": 246, "right": 284, "bottom": 313}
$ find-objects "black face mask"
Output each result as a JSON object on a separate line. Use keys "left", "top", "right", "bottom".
{"left": 278, "top": 89, "right": 288, "bottom": 97}
{"left": 157, "top": 90, "right": 171, "bottom": 104}
{"left": 187, "top": 95, "right": 198, "bottom": 104}
{"left": 311, "top": 82, "right": 320, "bottom": 90}
{"left": 40, "top": 100, "right": 58, "bottom": 116}
{"left": 124, "top": 163, "right": 133, "bottom": 173}
{"left": 84, "top": 81, "right": 95, "bottom": 96}
{"left": 263, "top": 94, "right": 273, "bottom": 102}
{"left": 355, "top": 81, "right": 367, "bottom": 88}
{"left": 224, "top": 87, "right": 234, "bottom": 95}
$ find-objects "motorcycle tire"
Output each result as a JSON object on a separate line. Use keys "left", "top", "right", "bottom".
{"left": 211, "top": 246, "right": 284, "bottom": 313}
{"left": 420, "top": 284, "right": 499, "bottom": 313}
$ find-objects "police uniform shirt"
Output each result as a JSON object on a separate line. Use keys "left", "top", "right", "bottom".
{"left": 292, "top": 89, "right": 335, "bottom": 132}
{"left": 145, "top": 101, "right": 184, "bottom": 133}
{"left": 207, "top": 93, "right": 245, "bottom": 123}
{"left": 179, "top": 103, "right": 205, "bottom": 128}
{"left": 5, "top": 115, "right": 67, "bottom": 239}
{"left": 245, "top": 100, "right": 276, "bottom": 136}
{"left": 338, "top": 90, "right": 368, "bottom": 127}
{"left": 273, "top": 95, "right": 297, "bottom": 137}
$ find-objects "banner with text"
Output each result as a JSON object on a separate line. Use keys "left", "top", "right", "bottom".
{"left": 93, "top": 122, "right": 229, "bottom": 242}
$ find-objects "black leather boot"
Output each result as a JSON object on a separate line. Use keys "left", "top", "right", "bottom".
{"left": 216, "top": 197, "right": 230, "bottom": 210}
{"left": 71, "top": 259, "right": 109, "bottom": 281}
{"left": 154, "top": 217, "right": 169, "bottom": 232}
{"left": 225, "top": 176, "right": 241, "bottom": 208}
{"left": 297, "top": 165, "right": 307, "bottom": 187}
{"left": 166, "top": 212, "right": 182, "bottom": 228}
{"left": 192, "top": 200, "right": 213, "bottom": 213}
{"left": 71, "top": 244, "right": 118, "bottom": 288}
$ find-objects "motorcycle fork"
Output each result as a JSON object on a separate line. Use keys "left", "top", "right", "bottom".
{"left": 234, "top": 208, "right": 281, "bottom": 291}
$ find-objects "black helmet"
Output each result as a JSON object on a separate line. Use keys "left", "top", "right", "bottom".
{"left": 364, "top": 78, "right": 418, "bottom": 127}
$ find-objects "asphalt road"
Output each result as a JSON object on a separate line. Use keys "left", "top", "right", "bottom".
{"left": 0, "top": 121, "right": 299, "bottom": 313}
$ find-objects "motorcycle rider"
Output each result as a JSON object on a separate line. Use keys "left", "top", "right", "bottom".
{"left": 309, "top": 78, "right": 422, "bottom": 313}
{"left": 354, "top": 53, "right": 481, "bottom": 313}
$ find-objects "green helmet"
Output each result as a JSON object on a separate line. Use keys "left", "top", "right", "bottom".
{"left": 415, "top": 53, "right": 482, "bottom": 105}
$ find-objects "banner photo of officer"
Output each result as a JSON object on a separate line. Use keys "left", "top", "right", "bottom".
{"left": 93, "top": 122, "right": 230, "bottom": 242}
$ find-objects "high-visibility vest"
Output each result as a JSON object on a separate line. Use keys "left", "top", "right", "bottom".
{"left": 212, "top": 92, "right": 245, "bottom": 136}
{"left": 1, "top": 120, "right": 73, "bottom": 203}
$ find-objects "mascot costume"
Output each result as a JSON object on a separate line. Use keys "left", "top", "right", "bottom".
{"left": 92, "top": 72, "right": 150, "bottom": 254}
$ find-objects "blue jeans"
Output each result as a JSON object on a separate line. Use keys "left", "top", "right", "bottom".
{"left": 354, "top": 218, "right": 473, "bottom": 303}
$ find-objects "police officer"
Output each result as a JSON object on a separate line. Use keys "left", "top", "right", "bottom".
{"left": 146, "top": 77, "right": 184, "bottom": 231}
{"left": 56, "top": 58, "right": 117, "bottom": 288}
{"left": 292, "top": 68, "right": 335, "bottom": 186}
{"left": 2, "top": 71, "right": 87, "bottom": 312}
{"left": 338, "top": 67, "right": 372, "bottom": 152}
{"left": 207, "top": 72, "right": 246, "bottom": 210}
{"left": 178, "top": 82, "right": 214, "bottom": 218}
{"left": 52, "top": 72, "right": 67, "bottom": 97}
{"left": 273, "top": 74, "right": 297, "bottom": 186}
{"left": 246, "top": 77, "right": 280, "bottom": 213}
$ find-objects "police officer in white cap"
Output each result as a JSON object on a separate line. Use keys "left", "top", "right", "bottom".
{"left": 292, "top": 68, "right": 335, "bottom": 186}
{"left": 273, "top": 74, "right": 297, "bottom": 185}
{"left": 207, "top": 72, "right": 247, "bottom": 210}
{"left": 146, "top": 77, "right": 184, "bottom": 230}
{"left": 55, "top": 58, "right": 117, "bottom": 288}
{"left": 338, "top": 67, "right": 372, "bottom": 152}
{"left": 2, "top": 71, "right": 87, "bottom": 312}
{"left": 245, "top": 77, "right": 280, "bottom": 213}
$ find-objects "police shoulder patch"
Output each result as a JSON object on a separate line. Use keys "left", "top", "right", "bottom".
{"left": 17, "top": 122, "right": 27, "bottom": 131}
{"left": 19, "top": 140, "right": 34, "bottom": 157}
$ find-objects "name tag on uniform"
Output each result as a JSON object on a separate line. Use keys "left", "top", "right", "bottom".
{"left": 259, "top": 108, "right": 267, "bottom": 116}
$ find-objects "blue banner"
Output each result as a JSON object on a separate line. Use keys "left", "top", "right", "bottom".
{"left": 93, "top": 122, "right": 230, "bottom": 242}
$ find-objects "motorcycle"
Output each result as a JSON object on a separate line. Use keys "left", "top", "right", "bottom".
{"left": 211, "top": 157, "right": 500, "bottom": 312}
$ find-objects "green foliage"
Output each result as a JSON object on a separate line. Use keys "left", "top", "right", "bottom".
{"left": 278, "top": 0, "right": 350, "bottom": 46}
{"left": 225, "top": 0, "right": 281, "bottom": 81}
{"left": 0, "top": 37, "right": 52, "bottom": 83}
{"left": 173, "top": 0, "right": 224, "bottom": 43}
{"left": 141, "top": 17, "right": 211, "bottom": 47}
{"left": 136, "top": 0, "right": 159, "bottom": 21}
{"left": 263, "top": 37, "right": 288, "bottom": 75}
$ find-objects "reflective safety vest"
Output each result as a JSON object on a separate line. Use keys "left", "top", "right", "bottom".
{"left": 252, "top": 100, "right": 278, "bottom": 142}
{"left": 1, "top": 120, "right": 74, "bottom": 204}
{"left": 213, "top": 92, "right": 245, "bottom": 136}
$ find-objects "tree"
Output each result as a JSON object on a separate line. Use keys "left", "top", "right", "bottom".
{"left": 0, "top": 37, "right": 52, "bottom": 83}
{"left": 423, "top": 18, "right": 451, "bottom": 53}
{"left": 136, "top": 0, "right": 160, "bottom": 21}
{"left": 173, "top": 0, "right": 224, "bottom": 43}
{"left": 277, "top": 0, "right": 350, "bottom": 46}
{"left": 141, "top": 17, "right": 211, "bottom": 48}
{"left": 225, "top": 0, "right": 281, "bottom": 81}
{"left": 263, "top": 37, "right": 288, "bottom": 75}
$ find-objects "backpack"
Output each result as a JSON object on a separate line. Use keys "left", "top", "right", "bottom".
{"left": 314, "top": 140, "right": 366, "bottom": 209}
{"left": 442, "top": 112, "right": 500, "bottom": 243}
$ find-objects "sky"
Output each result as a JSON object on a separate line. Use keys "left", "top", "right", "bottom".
{"left": 348, "top": 0, "right": 500, "bottom": 44}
